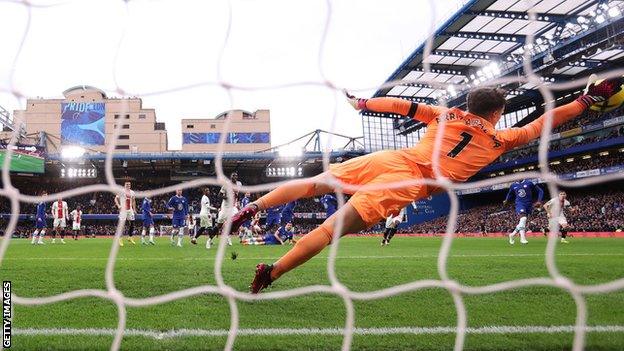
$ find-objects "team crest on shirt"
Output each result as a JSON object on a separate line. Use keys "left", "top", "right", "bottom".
{"left": 491, "top": 135, "right": 503, "bottom": 148}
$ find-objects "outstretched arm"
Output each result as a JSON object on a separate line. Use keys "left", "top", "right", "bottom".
{"left": 345, "top": 92, "right": 447, "bottom": 124}
{"left": 499, "top": 101, "right": 585, "bottom": 149}
{"left": 499, "top": 77, "right": 623, "bottom": 149}
{"left": 543, "top": 200, "right": 553, "bottom": 218}
{"left": 503, "top": 187, "right": 514, "bottom": 204}
{"left": 274, "top": 230, "right": 284, "bottom": 245}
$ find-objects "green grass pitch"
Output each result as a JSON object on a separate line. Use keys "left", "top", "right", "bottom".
{"left": 0, "top": 152, "right": 44, "bottom": 173}
{"left": 2, "top": 235, "right": 624, "bottom": 350}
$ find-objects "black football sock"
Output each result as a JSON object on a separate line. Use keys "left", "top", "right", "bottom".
{"left": 382, "top": 228, "right": 390, "bottom": 242}
{"left": 387, "top": 228, "right": 398, "bottom": 242}
{"left": 127, "top": 221, "right": 135, "bottom": 237}
{"left": 194, "top": 227, "right": 206, "bottom": 239}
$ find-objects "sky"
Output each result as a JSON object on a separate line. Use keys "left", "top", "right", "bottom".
{"left": 0, "top": 0, "right": 467, "bottom": 151}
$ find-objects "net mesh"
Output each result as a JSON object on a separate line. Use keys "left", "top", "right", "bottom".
{"left": 1, "top": 1, "right": 624, "bottom": 351}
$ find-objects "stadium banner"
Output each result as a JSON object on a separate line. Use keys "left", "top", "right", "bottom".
{"left": 183, "top": 132, "right": 270, "bottom": 144}
{"left": 458, "top": 164, "right": 624, "bottom": 196}
{"left": 0, "top": 143, "right": 45, "bottom": 174}
{"left": 603, "top": 165, "right": 624, "bottom": 174}
{"left": 60, "top": 102, "right": 106, "bottom": 145}
{"left": 575, "top": 169, "right": 600, "bottom": 178}
{"left": 406, "top": 193, "right": 451, "bottom": 226}
{"left": 604, "top": 116, "right": 624, "bottom": 127}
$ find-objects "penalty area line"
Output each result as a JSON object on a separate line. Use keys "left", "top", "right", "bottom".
{"left": 13, "top": 325, "right": 624, "bottom": 339}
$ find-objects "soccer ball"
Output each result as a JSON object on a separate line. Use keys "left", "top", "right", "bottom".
{"left": 589, "top": 77, "right": 624, "bottom": 113}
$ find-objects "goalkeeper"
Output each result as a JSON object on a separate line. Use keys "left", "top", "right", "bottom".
{"left": 228, "top": 78, "right": 623, "bottom": 293}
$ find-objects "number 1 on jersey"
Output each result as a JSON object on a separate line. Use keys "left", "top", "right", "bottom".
{"left": 447, "top": 132, "right": 473, "bottom": 158}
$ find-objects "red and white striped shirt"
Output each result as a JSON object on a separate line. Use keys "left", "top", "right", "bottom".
{"left": 70, "top": 209, "right": 82, "bottom": 224}
{"left": 51, "top": 201, "right": 68, "bottom": 220}
{"left": 119, "top": 190, "right": 135, "bottom": 211}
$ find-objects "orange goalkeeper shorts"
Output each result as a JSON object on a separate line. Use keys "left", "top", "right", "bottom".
{"left": 329, "top": 150, "right": 433, "bottom": 227}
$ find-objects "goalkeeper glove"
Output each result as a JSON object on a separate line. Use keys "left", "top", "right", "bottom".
{"left": 576, "top": 76, "right": 624, "bottom": 108}
{"left": 344, "top": 90, "right": 367, "bottom": 110}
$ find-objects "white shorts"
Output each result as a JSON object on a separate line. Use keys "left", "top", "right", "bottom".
{"left": 199, "top": 214, "right": 213, "bottom": 228}
{"left": 53, "top": 218, "right": 66, "bottom": 228}
{"left": 121, "top": 210, "right": 135, "bottom": 221}
{"left": 72, "top": 222, "right": 81, "bottom": 231}
{"left": 217, "top": 206, "right": 238, "bottom": 224}
{"left": 550, "top": 216, "right": 568, "bottom": 227}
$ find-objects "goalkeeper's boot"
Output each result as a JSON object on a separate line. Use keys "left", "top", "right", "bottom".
{"left": 230, "top": 204, "right": 258, "bottom": 234}
{"left": 250, "top": 263, "right": 273, "bottom": 294}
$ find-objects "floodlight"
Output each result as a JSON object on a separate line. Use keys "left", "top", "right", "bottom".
{"left": 608, "top": 6, "right": 620, "bottom": 18}
{"left": 61, "top": 146, "right": 86, "bottom": 160}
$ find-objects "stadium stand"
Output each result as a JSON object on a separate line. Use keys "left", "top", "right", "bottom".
{"left": 404, "top": 183, "right": 624, "bottom": 234}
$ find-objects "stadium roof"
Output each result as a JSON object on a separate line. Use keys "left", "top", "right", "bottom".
{"left": 374, "top": 0, "right": 624, "bottom": 115}
{"left": 62, "top": 85, "right": 108, "bottom": 99}
{"left": 44, "top": 150, "right": 364, "bottom": 180}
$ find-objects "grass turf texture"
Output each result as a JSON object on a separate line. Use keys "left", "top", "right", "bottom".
{"left": 2, "top": 236, "right": 624, "bottom": 350}
{"left": 0, "top": 151, "right": 44, "bottom": 173}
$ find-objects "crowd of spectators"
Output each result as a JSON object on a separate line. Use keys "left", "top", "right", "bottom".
{"left": 3, "top": 148, "right": 622, "bottom": 218}
{"left": 550, "top": 152, "right": 624, "bottom": 174}
{"left": 0, "top": 173, "right": 335, "bottom": 217}
{"left": 403, "top": 189, "right": 624, "bottom": 234}
{"left": 494, "top": 124, "right": 624, "bottom": 165}
{"left": 4, "top": 183, "right": 623, "bottom": 237}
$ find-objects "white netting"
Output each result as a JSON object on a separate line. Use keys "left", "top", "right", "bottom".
{"left": 1, "top": 1, "right": 624, "bottom": 351}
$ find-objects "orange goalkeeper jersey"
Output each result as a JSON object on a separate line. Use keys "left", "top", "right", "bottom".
{"left": 363, "top": 97, "right": 585, "bottom": 182}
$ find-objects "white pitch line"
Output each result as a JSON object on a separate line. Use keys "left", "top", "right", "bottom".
{"left": 13, "top": 325, "right": 624, "bottom": 339}
{"left": 3, "top": 252, "right": 624, "bottom": 261}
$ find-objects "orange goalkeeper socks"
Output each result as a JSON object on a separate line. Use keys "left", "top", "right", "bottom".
{"left": 256, "top": 179, "right": 318, "bottom": 210}
{"left": 271, "top": 224, "right": 333, "bottom": 280}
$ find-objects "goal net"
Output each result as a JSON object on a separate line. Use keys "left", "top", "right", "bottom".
{"left": 1, "top": 1, "right": 623, "bottom": 351}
